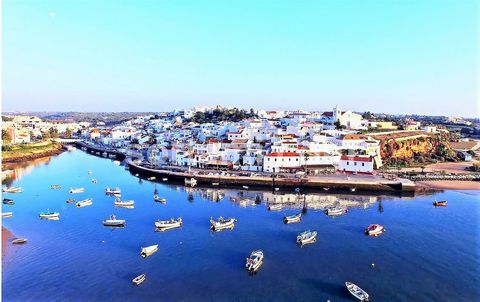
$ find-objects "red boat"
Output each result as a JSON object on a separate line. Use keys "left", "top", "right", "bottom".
{"left": 365, "top": 224, "right": 384, "bottom": 236}
{"left": 433, "top": 200, "right": 447, "bottom": 207}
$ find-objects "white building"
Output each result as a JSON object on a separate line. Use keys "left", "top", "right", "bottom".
{"left": 338, "top": 155, "right": 374, "bottom": 174}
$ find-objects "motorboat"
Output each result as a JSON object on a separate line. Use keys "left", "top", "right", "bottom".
{"left": 283, "top": 213, "right": 302, "bottom": 224}
{"left": 433, "top": 200, "right": 447, "bottom": 207}
{"left": 155, "top": 217, "right": 182, "bottom": 230}
{"left": 267, "top": 204, "right": 282, "bottom": 211}
{"left": 12, "top": 238, "right": 28, "bottom": 244}
{"left": 102, "top": 214, "right": 126, "bottom": 227}
{"left": 2, "top": 187, "right": 22, "bottom": 193}
{"left": 76, "top": 198, "right": 93, "bottom": 208}
{"left": 345, "top": 282, "right": 369, "bottom": 301}
{"left": 210, "top": 216, "right": 236, "bottom": 231}
{"left": 66, "top": 198, "right": 76, "bottom": 204}
{"left": 365, "top": 224, "right": 385, "bottom": 236}
{"left": 50, "top": 184, "right": 61, "bottom": 189}
{"left": 325, "top": 206, "right": 346, "bottom": 216}
{"left": 69, "top": 187, "right": 84, "bottom": 194}
{"left": 297, "top": 230, "right": 317, "bottom": 246}
{"left": 153, "top": 195, "right": 167, "bottom": 203}
{"left": 3, "top": 198, "right": 14, "bottom": 205}
{"left": 105, "top": 187, "right": 121, "bottom": 195}
{"left": 39, "top": 210, "right": 60, "bottom": 220}
{"left": 246, "top": 250, "right": 264, "bottom": 273}
{"left": 114, "top": 199, "right": 135, "bottom": 207}
{"left": 185, "top": 178, "right": 197, "bottom": 187}
{"left": 140, "top": 244, "right": 159, "bottom": 258}
{"left": 2, "top": 212, "right": 13, "bottom": 218}
{"left": 132, "top": 274, "right": 146, "bottom": 285}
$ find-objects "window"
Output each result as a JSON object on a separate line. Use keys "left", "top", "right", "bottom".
{"left": 354, "top": 162, "right": 357, "bottom": 166}
{"left": 347, "top": 162, "right": 349, "bottom": 165}
{"left": 362, "top": 163, "right": 364, "bottom": 166}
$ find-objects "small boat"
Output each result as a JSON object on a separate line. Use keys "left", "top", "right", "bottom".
{"left": 140, "top": 244, "right": 159, "bottom": 258}
{"left": 297, "top": 230, "right": 317, "bottom": 246}
{"left": 345, "top": 282, "right": 369, "bottom": 301}
{"left": 114, "top": 199, "right": 135, "bottom": 207}
{"left": 2, "top": 212, "right": 13, "bottom": 218}
{"left": 148, "top": 176, "right": 156, "bottom": 181}
{"left": 102, "top": 214, "right": 126, "bottom": 227}
{"left": 325, "top": 206, "right": 346, "bottom": 216}
{"left": 323, "top": 187, "right": 330, "bottom": 191}
{"left": 113, "top": 160, "right": 121, "bottom": 165}
{"left": 212, "top": 182, "right": 220, "bottom": 186}
{"left": 76, "top": 198, "right": 93, "bottom": 208}
{"left": 246, "top": 250, "right": 264, "bottom": 273}
{"left": 132, "top": 274, "right": 146, "bottom": 285}
{"left": 350, "top": 187, "right": 356, "bottom": 192}
{"left": 153, "top": 195, "right": 167, "bottom": 203}
{"left": 274, "top": 187, "right": 280, "bottom": 191}
{"left": 3, "top": 198, "right": 14, "bottom": 205}
{"left": 267, "top": 204, "right": 282, "bottom": 211}
{"left": 242, "top": 186, "right": 249, "bottom": 190}
{"left": 210, "top": 216, "right": 236, "bottom": 231}
{"left": 365, "top": 224, "right": 385, "bottom": 236}
{"left": 12, "top": 238, "right": 28, "bottom": 244}
{"left": 162, "top": 178, "right": 168, "bottom": 181}
{"left": 91, "top": 179, "right": 97, "bottom": 184}
{"left": 433, "top": 200, "right": 447, "bottom": 207}
{"left": 2, "top": 187, "right": 22, "bottom": 193}
{"left": 105, "top": 187, "right": 121, "bottom": 195}
{"left": 69, "top": 187, "right": 84, "bottom": 194}
{"left": 185, "top": 178, "right": 197, "bottom": 187}
{"left": 39, "top": 210, "right": 60, "bottom": 220}
{"left": 135, "top": 174, "right": 139, "bottom": 177}
{"left": 155, "top": 217, "right": 182, "bottom": 230}
{"left": 88, "top": 170, "right": 93, "bottom": 174}
{"left": 283, "top": 213, "right": 302, "bottom": 224}
{"left": 66, "top": 198, "right": 76, "bottom": 204}
{"left": 50, "top": 184, "right": 61, "bottom": 189}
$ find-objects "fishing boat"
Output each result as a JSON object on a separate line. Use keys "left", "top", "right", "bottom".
{"left": 2, "top": 187, "right": 22, "bottom": 193}
{"left": 69, "top": 187, "right": 84, "bottom": 194}
{"left": 50, "top": 184, "right": 61, "bottom": 189}
{"left": 345, "top": 282, "right": 369, "bottom": 301}
{"left": 140, "top": 244, "right": 159, "bottom": 258}
{"left": 105, "top": 187, "right": 121, "bottom": 195}
{"left": 325, "top": 206, "right": 346, "bottom": 216}
{"left": 12, "top": 238, "right": 28, "bottom": 244}
{"left": 297, "top": 230, "right": 317, "bottom": 246}
{"left": 39, "top": 210, "right": 60, "bottom": 220}
{"left": 2, "top": 212, "right": 13, "bottom": 218}
{"left": 185, "top": 178, "right": 197, "bottom": 187}
{"left": 132, "top": 274, "right": 146, "bottom": 285}
{"left": 76, "top": 198, "right": 93, "bottom": 208}
{"left": 246, "top": 250, "right": 264, "bottom": 273}
{"left": 365, "top": 224, "right": 385, "bottom": 236}
{"left": 210, "top": 216, "right": 236, "bottom": 231}
{"left": 66, "top": 198, "right": 76, "bottom": 204}
{"left": 153, "top": 195, "right": 166, "bottom": 203}
{"left": 283, "top": 213, "right": 302, "bottom": 224}
{"left": 91, "top": 179, "right": 97, "bottom": 184}
{"left": 242, "top": 186, "right": 249, "bottom": 190}
{"left": 102, "top": 214, "right": 126, "bottom": 227}
{"left": 162, "top": 178, "right": 168, "bottom": 181}
{"left": 267, "top": 203, "right": 282, "bottom": 211}
{"left": 155, "top": 217, "right": 183, "bottom": 230}
{"left": 148, "top": 176, "right": 156, "bottom": 181}
{"left": 3, "top": 198, "right": 14, "bottom": 205}
{"left": 433, "top": 200, "right": 447, "bottom": 207}
{"left": 114, "top": 199, "right": 135, "bottom": 207}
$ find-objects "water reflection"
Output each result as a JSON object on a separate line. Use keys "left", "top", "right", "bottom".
{"left": 2, "top": 157, "right": 53, "bottom": 184}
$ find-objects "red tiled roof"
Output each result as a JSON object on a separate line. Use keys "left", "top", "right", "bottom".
{"left": 266, "top": 152, "right": 299, "bottom": 157}
{"left": 340, "top": 155, "right": 373, "bottom": 162}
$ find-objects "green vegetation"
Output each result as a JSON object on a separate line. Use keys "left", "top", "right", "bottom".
{"left": 2, "top": 141, "right": 61, "bottom": 161}
{"left": 190, "top": 108, "right": 257, "bottom": 123}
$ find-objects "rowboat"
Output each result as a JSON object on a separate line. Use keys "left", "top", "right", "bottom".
{"left": 50, "top": 184, "right": 61, "bottom": 189}
{"left": 2, "top": 187, "right": 22, "bottom": 193}
{"left": 69, "top": 187, "right": 84, "bottom": 194}
{"left": 39, "top": 210, "right": 60, "bottom": 220}
{"left": 140, "top": 244, "right": 159, "bottom": 258}
{"left": 325, "top": 206, "right": 346, "bottom": 216}
{"left": 345, "top": 282, "right": 369, "bottom": 301}
{"left": 153, "top": 195, "right": 167, "bottom": 203}
{"left": 114, "top": 199, "right": 134, "bottom": 207}
{"left": 3, "top": 198, "right": 14, "bottom": 205}
{"left": 246, "top": 250, "right": 263, "bottom": 273}
{"left": 155, "top": 217, "right": 182, "bottom": 230}
{"left": 132, "top": 274, "right": 146, "bottom": 285}
{"left": 76, "top": 198, "right": 93, "bottom": 208}
{"left": 283, "top": 213, "right": 302, "bottom": 224}
{"left": 66, "top": 198, "right": 76, "bottom": 203}
{"left": 2, "top": 212, "right": 13, "bottom": 218}
{"left": 210, "top": 216, "right": 236, "bottom": 231}
{"left": 105, "top": 187, "right": 121, "bottom": 195}
{"left": 267, "top": 204, "right": 282, "bottom": 211}
{"left": 365, "top": 224, "right": 385, "bottom": 236}
{"left": 433, "top": 200, "right": 447, "bottom": 207}
{"left": 185, "top": 178, "right": 197, "bottom": 187}
{"left": 12, "top": 238, "right": 28, "bottom": 244}
{"left": 297, "top": 230, "right": 317, "bottom": 245}
{"left": 102, "top": 214, "right": 126, "bottom": 227}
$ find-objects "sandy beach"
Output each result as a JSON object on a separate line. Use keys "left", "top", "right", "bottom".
{"left": 2, "top": 226, "right": 13, "bottom": 257}
{"left": 416, "top": 180, "right": 480, "bottom": 190}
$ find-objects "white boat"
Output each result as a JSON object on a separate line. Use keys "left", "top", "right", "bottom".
{"left": 162, "top": 178, "right": 168, "bottom": 181}
{"left": 325, "top": 206, "right": 346, "bottom": 216}
{"left": 323, "top": 187, "right": 330, "bottom": 191}
{"left": 76, "top": 198, "right": 93, "bottom": 208}
{"left": 346, "top": 282, "right": 369, "bottom": 301}
{"left": 153, "top": 195, "right": 166, "bottom": 203}
{"left": 102, "top": 214, "right": 126, "bottom": 227}
{"left": 105, "top": 187, "right": 121, "bottom": 195}
{"left": 2, "top": 212, "right": 13, "bottom": 218}
{"left": 12, "top": 238, "right": 28, "bottom": 244}
{"left": 297, "top": 230, "right": 317, "bottom": 245}
{"left": 155, "top": 217, "right": 182, "bottom": 230}
{"left": 140, "top": 244, "right": 159, "bottom": 258}
{"left": 185, "top": 178, "right": 197, "bottom": 187}
{"left": 365, "top": 224, "right": 385, "bottom": 236}
{"left": 274, "top": 187, "right": 280, "bottom": 191}
{"left": 88, "top": 170, "right": 92, "bottom": 174}
{"left": 113, "top": 160, "right": 121, "bottom": 165}
{"left": 210, "top": 216, "right": 236, "bottom": 231}
{"left": 114, "top": 199, "right": 135, "bottom": 207}
{"left": 132, "top": 274, "right": 146, "bottom": 285}
{"left": 283, "top": 213, "right": 302, "bottom": 224}
{"left": 3, "top": 198, "right": 14, "bottom": 205}
{"left": 50, "top": 184, "right": 61, "bottom": 189}
{"left": 246, "top": 250, "right": 264, "bottom": 273}
{"left": 242, "top": 186, "right": 249, "bottom": 190}
{"left": 39, "top": 210, "right": 60, "bottom": 220}
{"left": 69, "top": 187, "right": 84, "bottom": 194}
{"left": 212, "top": 182, "right": 220, "bottom": 186}
{"left": 66, "top": 198, "right": 76, "bottom": 204}
{"left": 2, "top": 187, "right": 22, "bottom": 193}
{"left": 350, "top": 187, "right": 356, "bottom": 192}
{"left": 267, "top": 204, "right": 282, "bottom": 211}
{"left": 91, "top": 179, "right": 97, "bottom": 184}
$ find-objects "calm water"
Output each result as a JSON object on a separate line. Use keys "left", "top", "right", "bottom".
{"left": 2, "top": 150, "right": 479, "bottom": 302}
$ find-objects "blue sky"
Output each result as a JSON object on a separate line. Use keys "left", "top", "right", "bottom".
{"left": 3, "top": 0, "right": 478, "bottom": 116}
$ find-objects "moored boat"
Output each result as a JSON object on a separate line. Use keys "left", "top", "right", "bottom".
{"left": 69, "top": 187, "right": 84, "bottom": 194}
{"left": 246, "top": 250, "right": 264, "bottom": 273}
{"left": 102, "top": 214, "right": 126, "bottom": 227}
{"left": 140, "top": 244, "right": 159, "bottom": 258}
{"left": 113, "top": 160, "right": 121, "bottom": 165}
{"left": 210, "top": 216, "right": 236, "bottom": 231}
{"left": 2, "top": 212, "right": 13, "bottom": 218}
{"left": 50, "top": 184, "right": 61, "bottom": 189}
{"left": 325, "top": 206, "right": 346, "bottom": 216}
{"left": 105, "top": 187, "right": 121, "bottom": 195}
{"left": 323, "top": 187, "right": 330, "bottom": 191}
{"left": 66, "top": 198, "right": 76, "bottom": 204}
{"left": 212, "top": 182, "right": 220, "bottom": 186}
{"left": 155, "top": 217, "right": 182, "bottom": 230}
{"left": 148, "top": 176, "right": 156, "bottom": 180}
{"left": 433, "top": 200, "right": 447, "bottom": 207}
{"left": 267, "top": 203, "right": 282, "bottom": 211}
{"left": 12, "top": 238, "right": 28, "bottom": 244}
{"left": 162, "top": 178, "right": 168, "bottom": 181}
{"left": 132, "top": 274, "right": 146, "bottom": 285}
{"left": 185, "top": 178, "right": 197, "bottom": 187}
{"left": 297, "top": 230, "right": 317, "bottom": 245}
{"left": 153, "top": 195, "right": 167, "bottom": 203}
{"left": 283, "top": 213, "right": 302, "bottom": 224}
{"left": 114, "top": 199, "right": 135, "bottom": 207}
{"left": 365, "top": 224, "right": 385, "bottom": 236}
{"left": 2, "top": 187, "right": 22, "bottom": 193}
{"left": 3, "top": 198, "right": 14, "bottom": 205}
{"left": 76, "top": 198, "right": 93, "bottom": 208}
{"left": 92, "top": 178, "right": 97, "bottom": 184}
{"left": 345, "top": 282, "right": 369, "bottom": 301}
{"left": 242, "top": 186, "right": 249, "bottom": 190}
{"left": 350, "top": 187, "right": 356, "bottom": 192}
{"left": 39, "top": 210, "right": 60, "bottom": 220}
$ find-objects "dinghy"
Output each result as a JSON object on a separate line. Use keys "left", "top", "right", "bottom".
{"left": 246, "top": 250, "right": 264, "bottom": 273}
{"left": 297, "top": 230, "right": 317, "bottom": 246}
{"left": 3, "top": 198, "right": 14, "bottom": 205}
{"left": 283, "top": 213, "right": 302, "bottom": 224}
{"left": 12, "top": 238, "right": 28, "bottom": 244}
{"left": 433, "top": 200, "right": 447, "bottom": 207}
{"left": 76, "top": 198, "right": 93, "bottom": 208}
{"left": 140, "top": 244, "right": 159, "bottom": 258}
{"left": 132, "top": 274, "right": 146, "bottom": 285}
{"left": 365, "top": 224, "right": 385, "bottom": 236}
{"left": 345, "top": 282, "right": 369, "bottom": 301}
{"left": 325, "top": 206, "right": 346, "bottom": 216}
{"left": 210, "top": 216, "right": 236, "bottom": 231}
{"left": 155, "top": 217, "right": 182, "bottom": 230}
{"left": 102, "top": 214, "right": 126, "bottom": 227}
{"left": 153, "top": 195, "right": 167, "bottom": 203}
{"left": 69, "top": 187, "right": 84, "bottom": 194}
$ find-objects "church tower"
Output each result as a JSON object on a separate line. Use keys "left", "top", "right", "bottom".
{"left": 333, "top": 105, "right": 341, "bottom": 122}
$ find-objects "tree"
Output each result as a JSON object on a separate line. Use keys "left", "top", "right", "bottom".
{"left": 49, "top": 127, "right": 58, "bottom": 139}
{"left": 2, "top": 129, "right": 11, "bottom": 144}
{"left": 65, "top": 128, "right": 72, "bottom": 138}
